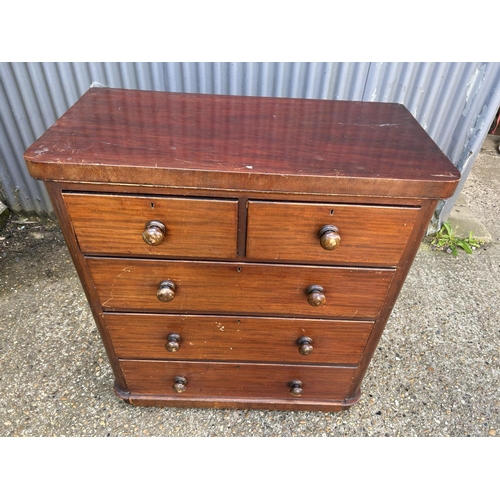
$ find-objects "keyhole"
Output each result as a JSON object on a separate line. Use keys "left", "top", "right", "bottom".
{"left": 151, "top": 202, "right": 155, "bottom": 209}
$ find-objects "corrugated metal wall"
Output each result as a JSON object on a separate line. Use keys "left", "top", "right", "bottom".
{"left": 1, "top": 62, "right": 499, "bottom": 226}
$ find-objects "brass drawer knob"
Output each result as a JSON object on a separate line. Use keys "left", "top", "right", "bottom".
{"left": 172, "top": 376, "right": 187, "bottom": 393}
{"left": 165, "top": 333, "right": 181, "bottom": 352}
{"left": 157, "top": 280, "right": 176, "bottom": 302}
{"left": 142, "top": 220, "right": 166, "bottom": 246}
{"left": 297, "top": 336, "right": 314, "bottom": 356}
{"left": 306, "top": 285, "right": 325, "bottom": 306}
{"left": 288, "top": 380, "right": 303, "bottom": 397}
{"left": 318, "top": 225, "right": 341, "bottom": 250}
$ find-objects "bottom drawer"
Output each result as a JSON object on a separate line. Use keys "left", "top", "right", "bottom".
{"left": 120, "top": 360, "right": 357, "bottom": 402}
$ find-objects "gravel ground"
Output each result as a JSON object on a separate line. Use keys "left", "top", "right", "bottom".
{"left": 1, "top": 141, "right": 499, "bottom": 438}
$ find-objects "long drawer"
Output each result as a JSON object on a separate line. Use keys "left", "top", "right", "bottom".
{"left": 246, "top": 201, "right": 421, "bottom": 266}
{"left": 120, "top": 360, "right": 357, "bottom": 401}
{"left": 105, "top": 313, "right": 374, "bottom": 365}
{"left": 87, "top": 258, "right": 395, "bottom": 319}
{"left": 63, "top": 193, "right": 239, "bottom": 259}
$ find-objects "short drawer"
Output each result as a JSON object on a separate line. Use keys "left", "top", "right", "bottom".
{"left": 120, "top": 360, "right": 357, "bottom": 401}
{"left": 246, "top": 201, "right": 421, "bottom": 266}
{"left": 87, "top": 258, "right": 395, "bottom": 319}
{"left": 105, "top": 313, "right": 374, "bottom": 365}
{"left": 63, "top": 193, "right": 238, "bottom": 259}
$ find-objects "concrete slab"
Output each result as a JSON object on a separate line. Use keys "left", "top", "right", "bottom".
{"left": 446, "top": 193, "right": 492, "bottom": 242}
{"left": 442, "top": 135, "right": 500, "bottom": 243}
{"left": 0, "top": 201, "right": 9, "bottom": 230}
{"left": 481, "top": 134, "right": 500, "bottom": 157}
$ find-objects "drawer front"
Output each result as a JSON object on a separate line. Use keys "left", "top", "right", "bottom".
{"left": 105, "top": 313, "right": 374, "bottom": 365}
{"left": 88, "top": 258, "right": 395, "bottom": 319}
{"left": 120, "top": 360, "right": 356, "bottom": 401}
{"left": 246, "top": 201, "right": 421, "bottom": 266}
{"left": 63, "top": 193, "right": 238, "bottom": 259}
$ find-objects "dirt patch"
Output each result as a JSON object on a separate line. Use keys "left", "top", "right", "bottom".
{"left": 0, "top": 214, "right": 72, "bottom": 295}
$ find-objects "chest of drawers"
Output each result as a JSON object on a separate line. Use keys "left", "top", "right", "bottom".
{"left": 24, "top": 88, "right": 460, "bottom": 411}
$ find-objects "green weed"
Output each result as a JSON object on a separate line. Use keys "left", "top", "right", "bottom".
{"left": 430, "top": 222, "right": 482, "bottom": 256}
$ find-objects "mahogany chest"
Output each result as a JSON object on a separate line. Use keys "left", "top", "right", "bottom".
{"left": 24, "top": 88, "right": 460, "bottom": 411}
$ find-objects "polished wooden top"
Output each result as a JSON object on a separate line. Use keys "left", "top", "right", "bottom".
{"left": 25, "top": 88, "right": 460, "bottom": 198}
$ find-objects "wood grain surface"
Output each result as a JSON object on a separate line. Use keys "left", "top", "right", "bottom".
{"left": 87, "top": 258, "right": 395, "bottom": 318}
{"left": 246, "top": 201, "right": 421, "bottom": 266}
{"left": 120, "top": 359, "right": 357, "bottom": 401}
{"left": 63, "top": 192, "right": 238, "bottom": 258}
{"left": 104, "top": 313, "right": 374, "bottom": 365}
{"left": 24, "top": 88, "right": 460, "bottom": 199}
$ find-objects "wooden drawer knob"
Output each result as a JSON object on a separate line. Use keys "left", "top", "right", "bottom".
{"left": 306, "top": 285, "right": 325, "bottom": 306}
{"left": 319, "top": 225, "right": 341, "bottom": 250}
{"left": 157, "top": 280, "right": 176, "bottom": 302}
{"left": 288, "top": 380, "right": 303, "bottom": 397}
{"left": 165, "top": 333, "right": 181, "bottom": 352}
{"left": 172, "top": 376, "right": 187, "bottom": 393}
{"left": 297, "top": 336, "right": 313, "bottom": 356}
{"left": 142, "top": 220, "right": 166, "bottom": 246}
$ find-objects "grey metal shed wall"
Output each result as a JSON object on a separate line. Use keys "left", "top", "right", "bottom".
{"left": 1, "top": 62, "right": 499, "bottom": 227}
